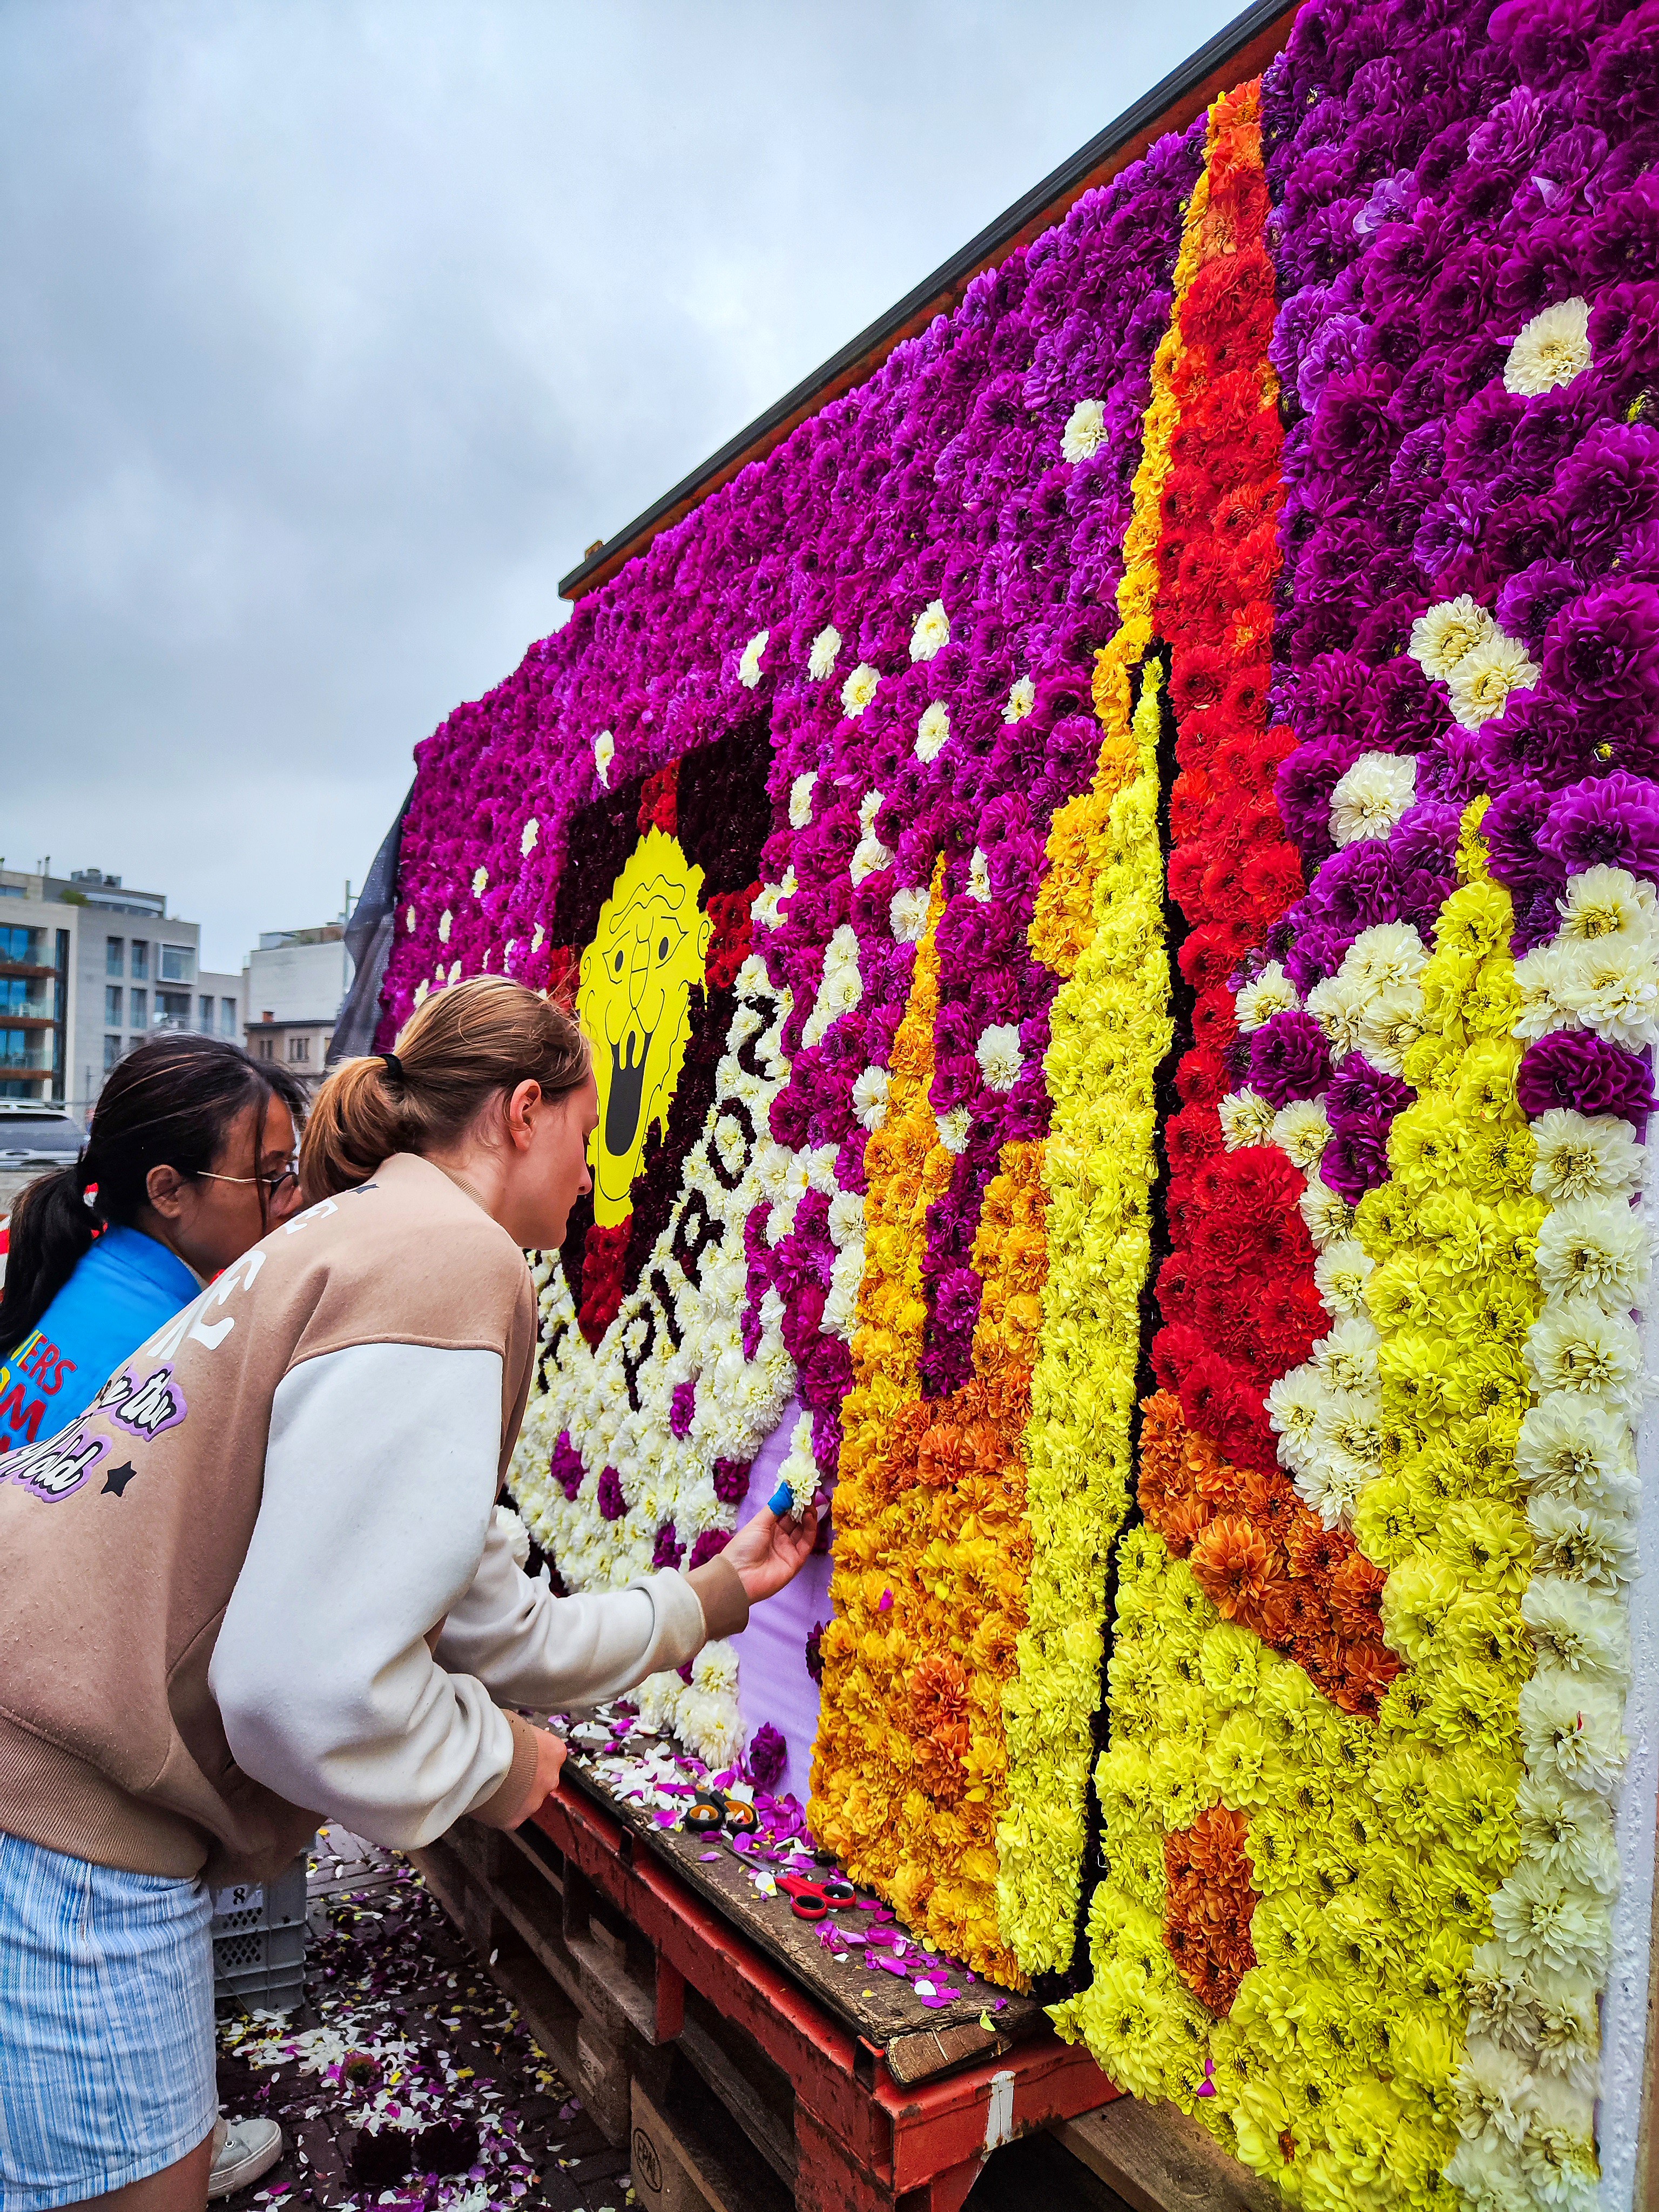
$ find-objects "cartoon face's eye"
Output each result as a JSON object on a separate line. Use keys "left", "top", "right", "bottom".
{"left": 652, "top": 920, "right": 684, "bottom": 967}
{"left": 613, "top": 949, "right": 625, "bottom": 974}
{"left": 659, "top": 936, "right": 670, "bottom": 960}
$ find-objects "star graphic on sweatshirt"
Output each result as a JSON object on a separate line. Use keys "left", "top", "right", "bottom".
{"left": 101, "top": 1461, "right": 138, "bottom": 1498}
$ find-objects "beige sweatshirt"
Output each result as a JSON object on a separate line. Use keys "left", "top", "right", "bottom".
{"left": 0, "top": 1152, "right": 746, "bottom": 1884}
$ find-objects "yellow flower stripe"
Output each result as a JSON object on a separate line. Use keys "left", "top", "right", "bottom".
{"left": 993, "top": 109, "right": 1212, "bottom": 1981}
{"left": 1063, "top": 810, "right": 1544, "bottom": 2212}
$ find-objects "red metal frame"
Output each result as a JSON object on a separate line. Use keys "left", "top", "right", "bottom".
{"left": 532, "top": 1781, "right": 1117, "bottom": 2210}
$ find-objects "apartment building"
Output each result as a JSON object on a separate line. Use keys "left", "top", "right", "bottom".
{"left": 244, "top": 925, "right": 353, "bottom": 1091}
{"left": 0, "top": 867, "right": 244, "bottom": 1117}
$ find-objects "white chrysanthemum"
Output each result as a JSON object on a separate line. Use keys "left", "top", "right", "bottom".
{"left": 1235, "top": 961, "right": 1298, "bottom": 1031}
{"left": 1516, "top": 1771, "right": 1622, "bottom": 1891}
{"left": 1293, "top": 1447, "right": 1367, "bottom": 1531}
{"left": 447, "top": 959, "right": 461, "bottom": 984}
{"left": 404, "top": 903, "right": 417, "bottom": 932}
{"left": 530, "top": 921, "right": 545, "bottom": 953}
{"left": 1266, "top": 1366, "right": 1325, "bottom": 1471}
{"left": 1553, "top": 935, "right": 1659, "bottom": 1050}
{"left": 802, "top": 923, "right": 862, "bottom": 1048}
{"left": 851, "top": 831, "right": 894, "bottom": 886}
{"left": 738, "top": 627, "right": 769, "bottom": 688}
{"left": 1556, "top": 862, "right": 1659, "bottom": 949}
{"left": 1448, "top": 629, "right": 1541, "bottom": 729}
{"left": 823, "top": 1246, "right": 864, "bottom": 1340}
{"left": 1311, "top": 1386, "right": 1382, "bottom": 1468}
{"left": 1526, "top": 1296, "right": 1645, "bottom": 1410}
{"left": 888, "top": 884, "right": 945, "bottom": 955}
{"left": 808, "top": 624, "right": 841, "bottom": 680}
{"left": 976, "top": 1022, "right": 1023, "bottom": 1092}
{"left": 1530, "top": 1109, "right": 1647, "bottom": 1205}
{"left": 1330, "top": 750, "right": 1418, "bottom": 844}
{"left": 412, "top": 977, "right": 430, "bottom": 1007}
{"left": 1305, "top": 972, "right": 1368, "bottom": 1058}
{"left": 966, "top": 846, "right": 993, "bottom": 903}
{"left": 1003, "top": 676, "right": 1035, "bottom": 723}
{"left": 1521, "top": 1581, "right": 1631, "bottom": 1694}
{"left": 1528, "top": 1493, "right": 1638, "bottom": 1592}
{"left": 1271, "top": 1097, "right": 1332, "bottom": 1171}
{"left": 909, "top": 598, "right": 950, "bottom": 662}
{"left": 826, "top": 1189, "right": 865, "bottom": 1249}
{"left": 1490, "top": 1859, "right": 1611, "bottom": 1979}
{"left": 915, "top": 700, "right": 951, "bottom": 762}
{"left": 1535, "top": 1195, "right": 1650, "bottom": 1311}
{"left": 1311, "top": 1313, "right": 1381, "bottom": 1395}
{"left": 594, "top": 727, "right": 615, "bottom": 786}
{"left": 849, "top": 1062, "right": 889, "bottom": 1132}
{"left": 472, "top": 866, "right": 488, "bottom": 896}
{"left": 751, "top": 867, "right": 797, "bottom": 928}
{"left": 1218, "top": 1088, "right": 1277, "bottom": 1149}
{"left": 935, "top": 1105, "right": 973, "bottom": 1155}
{"left": 1452, "top": 2038, "right": 1534, "bottom": 2148}
{"left": 1357, "top": 982, "right": 1426, "bottom": 1075}
{"left": 1517, "top": 1392, "right": 1637, "bottom": 1509}
{"left": 438, "top": 908, "right": 453, "bottom": 944}
{"left": 1409, "top": 594, "right": 1498, "bottom": 682}
{"left": 1300, "top": 1180, "right": 1358, "bottom": 1251}
{"left": 788, "top": 771, "right": 818, "bottom": 829}
{"left": 840, "top": 663, "right": 880, "bottom": 717}
{"left": 1314, "top": 1236, "right": 1374, "bottom": 1318}
{"left": 1505, "top": 296, "right": 1591, "bottom": 397}
{"left": 520, "top": 817, "right": 538, "bottom": 858}
{"left": 1512, "top": 943, "right": 1583, "bottom": 1041}
{"left": 1518, "top": 1670, "right": 1628, "bottom": 1796}
{"left": 1061, "top": 397, "right": 1107, "bottom": 463}
{"left": 1341, "top": 920, "right": 1429, "bottom": 996}
{"left": 1443, "top": 2135, "right": 1528, "bottom": 2210}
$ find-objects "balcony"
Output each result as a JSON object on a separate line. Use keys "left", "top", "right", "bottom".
{"left": 0, "top": 996, "right": 58, "bottom": 1024}
{"left": 0, "top": 1035, "right": 55, "bottom": 1073}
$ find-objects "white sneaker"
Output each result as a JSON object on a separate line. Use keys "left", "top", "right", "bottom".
{"left": 207, "top": 2115, "right": 285, "bottom": 2199}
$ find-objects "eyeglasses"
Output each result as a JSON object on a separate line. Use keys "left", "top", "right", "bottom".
{"left": 198, "top": 1165, "right": 300, "bottom": 1201}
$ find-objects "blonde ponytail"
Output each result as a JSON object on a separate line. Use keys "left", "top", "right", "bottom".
{"left": 301, "top": 976, "right": 590, "bottom": 1201}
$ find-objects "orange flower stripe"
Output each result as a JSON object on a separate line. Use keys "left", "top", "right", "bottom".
{"left": 811, "top": 860, "right": 1039, "bottom": 1985}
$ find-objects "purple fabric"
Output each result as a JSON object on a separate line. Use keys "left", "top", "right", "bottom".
{"left": 730, "top": 1395, "right": 835, "bottom": 1806}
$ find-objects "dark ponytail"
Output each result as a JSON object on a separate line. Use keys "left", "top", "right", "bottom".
{"left": 0, "top": 1035, "right": 308, "bottom": 1355}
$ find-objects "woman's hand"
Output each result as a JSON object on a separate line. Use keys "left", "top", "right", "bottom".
{"left": 721, "top": 1501, "right": 820, "bottom": 1603}
{"left": 507, "top": 1724, "right": 567, "bottom": 1826}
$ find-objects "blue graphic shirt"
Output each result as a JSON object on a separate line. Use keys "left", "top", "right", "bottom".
{"left": 0, "top": 1225, "right": 199, "bottom": 1451}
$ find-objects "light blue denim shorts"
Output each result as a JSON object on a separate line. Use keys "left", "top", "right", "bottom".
{"left": 0, "top": 1830, "right": 217, "bottom": 2209}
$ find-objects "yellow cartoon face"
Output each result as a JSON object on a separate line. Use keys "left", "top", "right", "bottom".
{"left": 576, "top": 826, "right": 711, "bottom": 1225}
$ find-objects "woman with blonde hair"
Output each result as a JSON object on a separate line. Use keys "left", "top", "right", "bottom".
{"left": 0, "top": 976, "right": 816, "bottom": 2212}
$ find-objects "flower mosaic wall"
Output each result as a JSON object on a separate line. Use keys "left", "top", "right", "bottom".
{"left": 379, "top": 1, "right": 1658, "bottom": 2202}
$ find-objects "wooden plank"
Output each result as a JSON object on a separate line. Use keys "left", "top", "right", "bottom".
{"left": 562, "top": 1749, "right": 1043, "bottom": 2072}
{"left": 1055, "top": 2100, "right": 1281, "bottom": 2212}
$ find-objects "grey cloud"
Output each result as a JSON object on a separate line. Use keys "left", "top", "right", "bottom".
{"left": 3, "top": 0, "right": 1239, "bottom": 968}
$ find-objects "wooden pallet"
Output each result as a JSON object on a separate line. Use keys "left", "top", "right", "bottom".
{"left": 414, "top": 1772, "right": 1118, "bottom": 2211}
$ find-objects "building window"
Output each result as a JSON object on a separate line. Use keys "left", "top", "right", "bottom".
{"left": 287, "top": 1035, "right": 310, "bottom": 1064}
{"left": 129, "top": 987, "right": 147, "bottom": 1028}
{"left": 130, "top": 941, "right": 149, "bottom": 980}
{"left": 129, "top": 1036, "right": 146, "bottom": 1056}
{"left": 255, "top": 1035, "right": 275, "bottom": 1060}
{"left": 106, "top": 937, "right": 125, "bottom": 976}
{"left": 160, "top": 945, "right": 195, "bottom": 984}
{"left": 157, "top": 990, "right": 190, "bottom": 1027}
{"left": 105, "top": 984, "right": 123, "bottom": 1024}
{"left": 198, "top": 995, "right": 213, "bottom": 1031}
{"left": 104, "top": 1033, "right": 122, "bottom": 1071}
{"left": 221, "top": 997, "right": 237, "bottom": 1036}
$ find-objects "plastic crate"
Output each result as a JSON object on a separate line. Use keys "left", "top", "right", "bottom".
{"left": 211, "top": 1848, "right": 311, "bottom": 2019}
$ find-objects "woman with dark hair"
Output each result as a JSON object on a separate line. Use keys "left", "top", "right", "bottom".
{"left": 0, "top": 976, "right": 815, "bottom": 2212}
{"left": 0, "top": 1034, "right": 308, "bottom": 1443}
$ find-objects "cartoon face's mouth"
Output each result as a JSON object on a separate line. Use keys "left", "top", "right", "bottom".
{"left": 604, "top": 1024, "right": 656, "bottom": 1163}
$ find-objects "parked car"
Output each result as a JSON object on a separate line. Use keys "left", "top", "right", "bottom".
{"left": 0, "top": 1098, "right": 85, "bottom": 1175}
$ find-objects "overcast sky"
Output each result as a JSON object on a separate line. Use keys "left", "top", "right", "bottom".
{"left": 3, "top": 0, "right": 1240, "bottom": 972}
